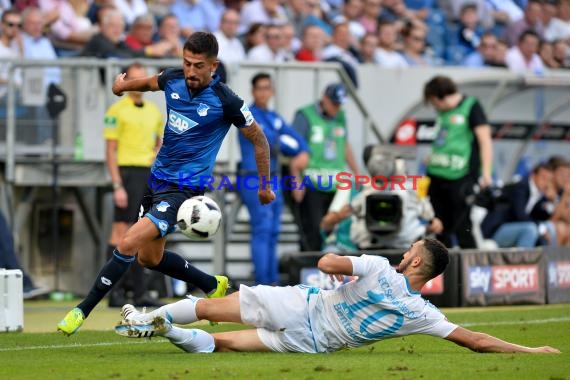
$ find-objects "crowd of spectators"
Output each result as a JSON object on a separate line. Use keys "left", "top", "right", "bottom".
{"left": 2, "top": 0, "right": 570, "bottom": 77}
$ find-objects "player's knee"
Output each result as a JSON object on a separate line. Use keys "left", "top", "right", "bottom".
{"left": 137, "top": 250, "right": 162, "bottom": 267}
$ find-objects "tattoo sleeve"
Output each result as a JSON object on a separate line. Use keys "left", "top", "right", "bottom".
{"left": 240, "top": 122, "right": 271, "bottom": 190}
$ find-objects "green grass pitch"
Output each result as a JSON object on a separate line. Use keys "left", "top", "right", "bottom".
{"left": 0, "top": 301, "right": 568, "bottom": 380}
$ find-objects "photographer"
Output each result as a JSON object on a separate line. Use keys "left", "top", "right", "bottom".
{"left": 320, "top": 145, "right": 443, "bottom": 251}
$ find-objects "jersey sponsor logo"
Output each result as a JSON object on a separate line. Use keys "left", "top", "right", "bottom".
{"left": 240, "top": 103, "right": 254, "bottom": 125}
{"left": 468, "top": 266, "right": 491, "bottom": 294}
{"left": 168, "top": 110, "right": 198, "bottom": 134}
{"left": 197, "top": 103, "right": 209, "bottom": 117}
{"left": 104, "top": 116, "right": 117, "bottom": 128}
{"left": 548, "top": 261, "right": 570, "bottom": 288}
{"left": 273, "top": 118, "right": 282, "bottom": 130}
{"left": 492, "top": 265, "right": 539, "bottom": 292}
{"left": 158, "top": 220, "right": 168, "bottom": 234}
{"left": 449, "top": 114, "right": 465, "bottom": 124}
{"left": 170, "top": 92, "right": 180, "bottom": 100}
{"left": 101, "top": 276, "right": 112, "bottom": 286}
{"left": 333, "top": 127, "right": 345, "bottom": 137}
{"left": 156, "top": 201, "right": 170, "bottom": 212}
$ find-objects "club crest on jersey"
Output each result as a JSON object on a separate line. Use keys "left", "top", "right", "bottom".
{"left": 197, "top": 103, "right": 209, "bottom": 117}
{"left": 168, "top": 110, "right": 198, "bottom": 134}
{"left": 156, "top": 201, "right": 170, "bottom": 212}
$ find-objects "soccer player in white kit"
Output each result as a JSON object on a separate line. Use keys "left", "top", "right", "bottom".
{"left": 116, "top": 239, "right": 559, "bottom": 354}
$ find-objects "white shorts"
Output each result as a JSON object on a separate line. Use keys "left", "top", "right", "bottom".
{"left": 239, "top": 284, "right": 318, "bottom": 353}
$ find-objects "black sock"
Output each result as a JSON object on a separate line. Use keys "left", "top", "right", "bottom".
{"left": 77, "top": 249, "right": 134, "bottom": 317}
{"left": 150, "top": 250, "right": 217, "bottom": 294}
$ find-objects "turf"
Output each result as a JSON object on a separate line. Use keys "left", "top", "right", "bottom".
{"left": 0, "top": 302, "right": 568, "bottom": 380}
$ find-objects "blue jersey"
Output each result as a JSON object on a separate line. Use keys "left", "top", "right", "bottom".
{"left": 154, "top": 69, "right": 253, "bottom": 185}
{"left": 238, "top": 104, "right": 308, "bottom": 174}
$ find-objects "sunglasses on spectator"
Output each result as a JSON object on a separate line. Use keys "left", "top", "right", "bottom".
{"left": 4, "top": 21, "right": 22, "bottom": 28}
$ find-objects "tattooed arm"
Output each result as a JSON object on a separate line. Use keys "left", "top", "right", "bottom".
{"left": 239, "top": 121, "right": 275, "bottom": 205}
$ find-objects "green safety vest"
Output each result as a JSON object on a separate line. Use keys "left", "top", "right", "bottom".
{"left": 301, "top": 105, "right": 346, "bottom": 192}
{"left": 427, "top": 96, "right": 477, "bottom": 180}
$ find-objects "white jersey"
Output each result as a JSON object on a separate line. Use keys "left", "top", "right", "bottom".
{"left": 308, "top": 255, "right": 457, "bottom": 352}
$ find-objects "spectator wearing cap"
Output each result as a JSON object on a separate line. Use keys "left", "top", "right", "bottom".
{"left": 290, "top": 82, "right": 360, "bottom": 251}
{"left": 504, "top": 0, "right": 544, "bottom": 47}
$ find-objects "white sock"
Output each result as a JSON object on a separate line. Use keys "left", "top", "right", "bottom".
{"left": 149, "top": 295, "right": 200, "bottom": 324}
{"left": 163, "top": 326, "right": 215, "bottom": 353}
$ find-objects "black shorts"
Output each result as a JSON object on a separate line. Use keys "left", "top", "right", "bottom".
{"left": 114, "top": 166, "right": 151, "bottom": 223}
{"left": 140, "top": 183, "right": 205, "bottom": 237}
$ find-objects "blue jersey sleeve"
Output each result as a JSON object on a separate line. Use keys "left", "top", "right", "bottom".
{"left": 212, "top": 83, "right": 253, "bottom": 128}
{"left": 157, "top": 68, "right": 183, "bottom": 91}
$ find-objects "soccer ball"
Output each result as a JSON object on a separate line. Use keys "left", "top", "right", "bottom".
{"left": 176, "top": 196, "right": 222, "bottom": 240}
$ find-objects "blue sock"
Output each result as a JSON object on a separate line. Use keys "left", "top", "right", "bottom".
{"left": 77, "top": 250, "right": 134, "bottom": 317}
{"left": 151, "top": 250, "right": 217, "bottom": 294}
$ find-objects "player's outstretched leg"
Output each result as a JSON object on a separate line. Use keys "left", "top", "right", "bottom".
{"left": 115, "top": 314, "right": 215, "bottom": 353}
{"left": 57, "top": 250, "right": 135, "bottom": 336}
{"left": 121, "top": 294, "right": 202, "bottom": 326}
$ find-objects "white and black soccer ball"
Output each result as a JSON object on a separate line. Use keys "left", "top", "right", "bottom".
{"left": 176, "top": 196, "right": 222, "bottom": 240}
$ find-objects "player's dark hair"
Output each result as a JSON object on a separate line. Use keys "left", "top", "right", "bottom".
{"left": 251, "top": 72, "right": 271, "bottom": 87}
{"left": 183, "top": 32, "right": 218, "bottom": 58}
{"left": 423, "top": 75, "right": 457, "bottom": 103}
{"left": 420, "top": 238, "right": 449, "bottom": 280}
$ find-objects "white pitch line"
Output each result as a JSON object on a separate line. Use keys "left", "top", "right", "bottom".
{"left": 460, "top": 316, "right": 570, "bottom": 327}
{"left": 2, "top": 317, "right": 569, "bottom": 352}
{"left": 0, "top": 339, "right": 169, "bottom": 352}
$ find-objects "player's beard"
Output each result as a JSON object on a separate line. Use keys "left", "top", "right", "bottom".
{"left": 397, "top": 256, "right": 412, "bottom": 274}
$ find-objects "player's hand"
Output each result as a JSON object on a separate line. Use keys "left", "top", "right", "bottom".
{"left": 258, "top": 189, "right": 275, "bottom": 205}
{"left": 292, "top": 187, "right": 305, "bottom": 203}
{"left": 329, "top": 274, "right": 344, "bottom": 283}
{"left": 114, "top": 187, "right": 128, "bottom": 209}
{"left": 531, "top": 346, "right": 561, "bottom": 354}
{"left": 112, "top": 73, "right": 127, "bottom": 96}
{"left": 479, "top": 174, "right": 492, "bottom": 189}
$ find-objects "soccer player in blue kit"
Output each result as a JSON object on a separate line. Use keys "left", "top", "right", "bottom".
{"left": 117, "top": 238, "right": 559, "bottom": 354}
{"left": 57, "top": 32, "right": 275, "bottom": 336}
{"left": 238, "top": 72, "right": 308, "bottom": 285}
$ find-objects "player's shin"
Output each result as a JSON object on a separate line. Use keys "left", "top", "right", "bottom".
{"left": 77, "top": 249, "right": 135, "bottom": 317}
{"left": 165, "top": 327, "right": 215, "bottom": 353}
{"left": 151, "top": 250, "right": 218, "bottom": 294}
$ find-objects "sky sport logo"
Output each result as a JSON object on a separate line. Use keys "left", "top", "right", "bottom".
{"left": 147, "top": 171, "right": 424, "bottom": 192}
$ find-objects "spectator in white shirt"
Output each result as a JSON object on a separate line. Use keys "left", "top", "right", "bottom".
{"left": 239, "top": 0, "right": 288, "bottom": 35}
{"left": 215, "top": 9, "right": 246, "bottom": 66}
{"left": 544, "top": 0, "right": 570, "bottom": 43}
{"left": 0, "top": 9, "right": 23, "bottom": 99}
{"left": 374, "top": 20, "right": 409, "bottom": 68}
{"left": 247, "top": 24, "right": 289, "bottom": 62}
{"left": 506, "top": 29, "right": 545, "bottom": 73}
{"left": 114, "top": 0, "right": 149, "bottom": 27}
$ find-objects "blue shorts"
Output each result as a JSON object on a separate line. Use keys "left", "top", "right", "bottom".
{"left": 140, "top": 184, "right": 204, "bottom": 237}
